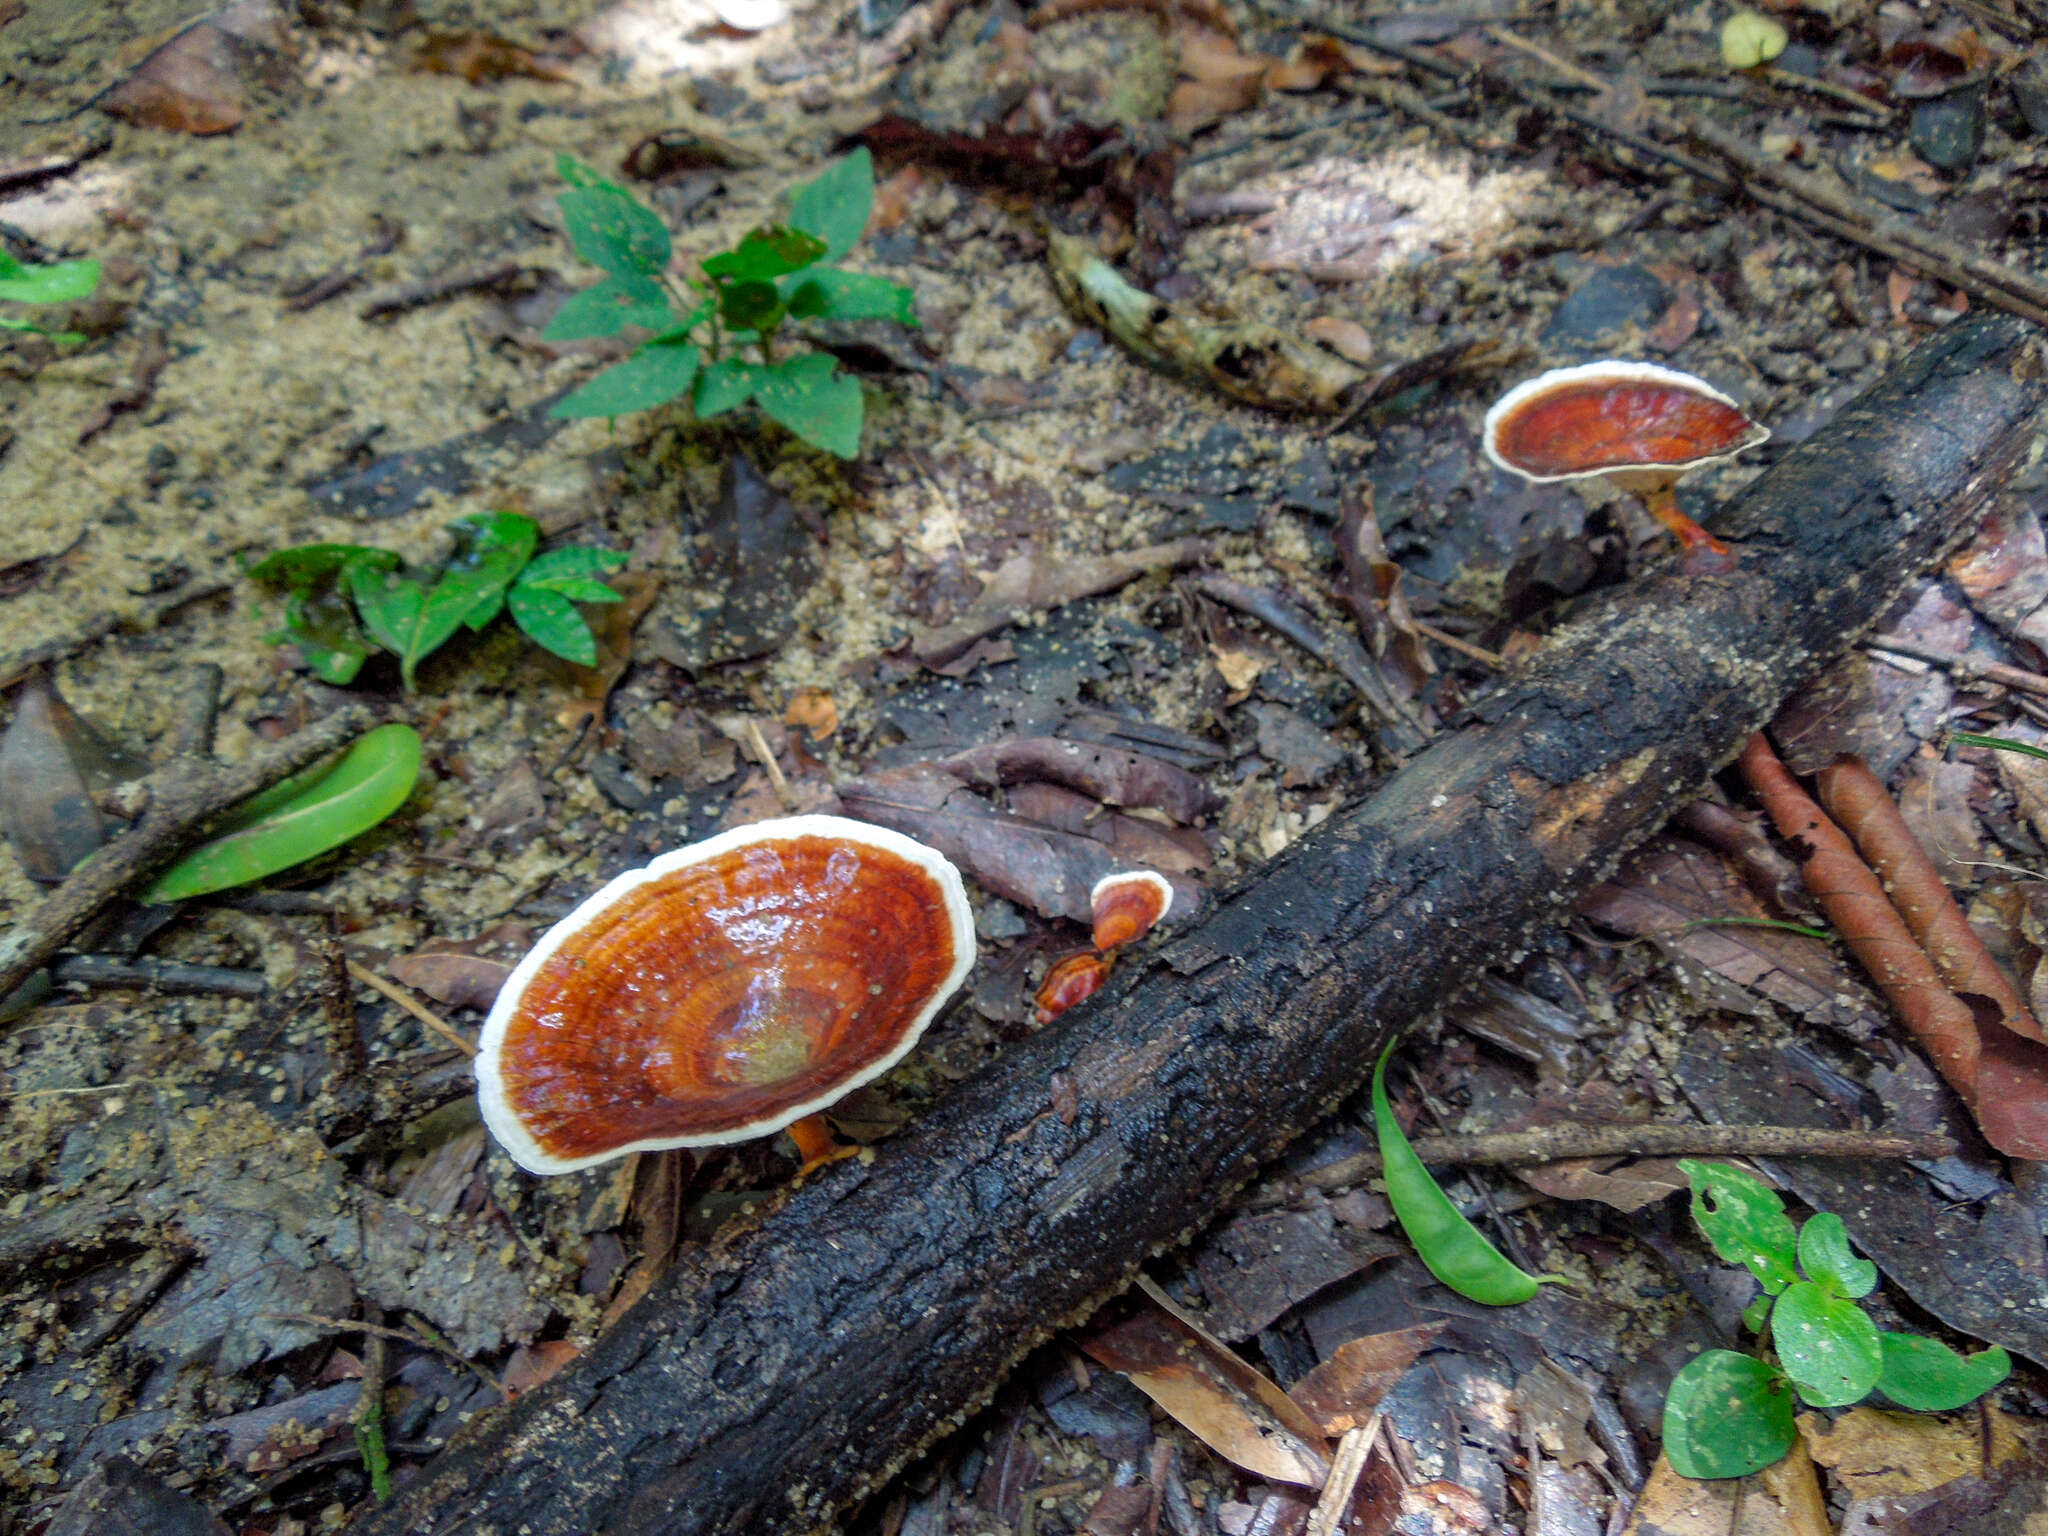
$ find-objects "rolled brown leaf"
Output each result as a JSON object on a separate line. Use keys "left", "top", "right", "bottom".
{"left": 1817, "top": 753, "right": 2045, "bottom": 1044}
{"left": 1741, "top": 734, "right": 2048, "bottom": 1158}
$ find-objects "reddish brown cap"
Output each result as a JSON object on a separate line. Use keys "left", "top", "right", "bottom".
{"left": 1035, "top": 951, "right": 1111, "bottom": 1024}
{"left": 1090, "top": 870, "right": 1174, "bottom": 951}
{"left": 1481, "top": 362, "right": 1769, "bottom": 485}
{"left": 476, "top": 815, "right": 975, "bottom": 1175}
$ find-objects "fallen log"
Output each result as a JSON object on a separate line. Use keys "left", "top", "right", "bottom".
{"left": 356, "top": 313, "right": 2046, "bottom": 1536}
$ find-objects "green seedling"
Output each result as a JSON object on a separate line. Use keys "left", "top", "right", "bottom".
{"left": 251, "top": 512, "right": 625, "bottom": 690}
{"left": 1662, "top": 1160, "right": 2010, "bottom": 1479}
{"left": 543, "top": 148, "right": 915, "bottom": 458}
{"left": 1373, "top": 1037, "right": 1564, "bottom": 1306}
{"left": 139, "top": 723, "right": 422, "bottom": 903}
{"left": 0, "top": 249, "right": 101, "bottom": 343}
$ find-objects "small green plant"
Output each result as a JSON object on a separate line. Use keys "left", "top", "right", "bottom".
{"left": 0, "top": 249, "right": 101, "bottom": 343}
{"left": 140, "top": 723, "right": 422, "bottom": 904}
{"left": 542, "top": 148, "right": 914, "bottom": 458}
{"left": 251, "top": 511, "right": 625, "bottom": 690}
{"left": 1662, "top": 1160, "right": 2010, "bottom": 1479}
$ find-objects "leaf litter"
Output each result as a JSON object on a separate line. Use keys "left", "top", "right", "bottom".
{"left": 9, "top": 0, "right": 2048, "bottom": 1524}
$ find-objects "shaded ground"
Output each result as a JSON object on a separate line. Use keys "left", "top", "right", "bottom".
{"left": 4, "top": 0, "right": 2048, "bottom": 1531}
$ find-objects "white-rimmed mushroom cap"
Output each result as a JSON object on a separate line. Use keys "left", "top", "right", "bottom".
{"left": 475, "top": 814, "right": 976, "bottom": 1175}
{"left": 1481, "top": 361, "right": 1770, "bottom": 486}
{"left": 1089, "top": 869, "right": 1175, "bottom": 951}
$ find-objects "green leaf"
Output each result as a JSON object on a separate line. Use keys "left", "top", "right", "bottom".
{"left": 559, "top": 185, "right": 672, "bottom": 278}
{"left": 1797, "top": 1213, "right": 1877, "bottom": 1300}
{"left": 346, "top": 565, "right": 474, "bottom": 693}
{"left": 137, "top": 724, "right": 422, "bottom": 903}
{"left": 543, "top": 274, "right": 676, "bottom": 341}
{"left": 249, "top": 544, "right": 399, "bottom": 590}
{"left": 1662, "top": 1351, "right": 1797, "bottom": 1480}
{"left": 702, "top": 225, "right": 827, "bottom": 282}
{"left": 0, "top": 314, "right": 85, "bottom": 342}
{"left": 520, "top": 545, "right": 626, "bottom": 585}
{"left": 550, "top": 339, "right": 701, "bottom": 418}
{"left": 556, "top": 153, "right": 619, "bottom": 191}
{"left": 1741, "top": 1295, "right": 1774, "bottom": 1336}
{"left": 1875, "top": 1333, "right": 2010, "bottom": 1411}
{"left": 0, "top": 255, "right": 100, "bottom": 306}
{"left": 1774, "top": 1280, "right": 1884, "bottom": 1407}
{"left": 693, "top": 358, "right": 767, "bottom": 417}
{"left": 1679, "top": 1160, "right": 1799, "bottom": 1295}
{"left": 445, "top": 510, "right": 539, "bottom": 631}
{"left": 507, "top": 583, "right": 599, "bottom": 667}
{"left": 787, "top": 267, "right": 917, "bottom": 325}
{"left": 756, "top": 352, "right": 863, "bottom": 458}
{"left": 718, "top": 278, "right": 785, "bottom": 332}
{"left": 273, "top": 587, "right": 371, "bottom": 685}
{"left": 788, "top": 148, "right": 874, "bottom": 262}
{"left": 1372, "top": 1037, "right": 1561, "bottom": 1306}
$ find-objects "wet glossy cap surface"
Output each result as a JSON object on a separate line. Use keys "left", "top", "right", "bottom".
{"left": 1482, "top": 361, "right": 1769, "bottom": 483}
{"left": 1090, "top": 870, "right": 1174, "bottom": 951}
{"left": 476, "top": 815, "right": 975, "bottom": 1174}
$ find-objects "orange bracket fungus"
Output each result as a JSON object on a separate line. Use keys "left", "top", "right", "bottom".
{"left": 1090, "top": 869, "right": 1174, "bottom": 951}
{"left": 1482, "top": 361, "right": 1770, "bottom": 575}
{"left": 476, "top": 815, "right": 976, "bottom": 1175}
{"left": 1034, "top": 951, "right": 1112, "bottom": 1025}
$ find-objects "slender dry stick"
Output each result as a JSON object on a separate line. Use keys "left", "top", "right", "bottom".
{"left": 1262, "top": 1122, "right": 1955, "bottom": 1203}
{"left": 0, "top": 705, "right": 378, "bottom": 1008}
{"left": 347, "top": 961, "right": 478, "bottom": 1058}
{"left": 1864, "top": 632, "right": 2048, "bottom": 699}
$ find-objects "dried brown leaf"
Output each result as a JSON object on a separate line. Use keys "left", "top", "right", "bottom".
{"left": 1080, "top": 1293, "right": 1331, "bottom": 1487}
{"left": 1288, "top": 1324, "right": 1443, "bottom": 1435}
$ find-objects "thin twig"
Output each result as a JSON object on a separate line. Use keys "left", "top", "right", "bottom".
{"left": 265, "top": 1311, "right": 506, "bottom": 1400}
{"left": 48, "top": 955, "right": 267, "bottom": 998}
{"left": 1412, "top": 619, "right": 1503, "bottom": 668}
{"left": 360, "top": 262, "right": 530, "bottom": 322}
{"left": 1262, "top": 1122, "right": 1955, "bottom": 1202}
{"left": 745, "top": 718, "right": 795, "bottom": 810}
{"left": 346, "top": 961, "right": 478, "bottom": 1058}
{"left": 1864, "top": 632, "right": 2048, "bottom": 699}
{"left": 1194, "top": 574, "right": 1430, "bottom": 748}
{"left": 0, "top": 705, "right": 378, "bottom": 1010}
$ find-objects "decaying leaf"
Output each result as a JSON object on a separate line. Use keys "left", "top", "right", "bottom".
{"left": 1046, "top": 231, "right": 1366, "bottom": 414}
{"left": 909, "top": 538, "right": 1205, "bottom": 669}
{"left": 540, "top": 570, "right": 660, "bottom": 730}
{"left": 101, "top": 2, "right": 290, "bottom": 135}
{"left": 1580, "top": 836, "right": 1888, "bottom": 1040}
{"left": 1515, "top": 1156, "right": 1689, "bottom": 1214}
{"left": 387, "top": 922, "right": 536, "bottom": 1011}
{"left": 837, "top": 762, "right": 1199, "bottom": 922}
{"left": 1079, "top": 1290, "right": 1331, "bottom": 1487}
{"left": 1621, "top": 1444, "right": 1830, "bottom": 1536}
{"left": 1187, "top": 1207, "right": 1403, "bottom": 1341}
{"left": 415, "top": 31, "right": 578, "bottom": 84}
{"left": 939, "top": 736, "right": 1218, "bottom": 824}
{"left": 1801, "top": 1403, "right": 2027, "bottom": 1504}
{"left": 0, "top": 674, "right": 117, "bottom": 881}
{"left": 1288, "top": 1324, "right": 1443, "bottom": 1435}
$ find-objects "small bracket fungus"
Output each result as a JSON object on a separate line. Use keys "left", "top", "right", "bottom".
{"left": 1034, "top": 951, "right": 1112, "bottom": 1025}
{"left": 1090, "top": 870, "right": 1174, "bottom": 952}
{"left": 1482, "top": 361, "right": 1770, "bottom": 575}
{"left": 475, "top": 814, "right": 976, "bottom": 1175}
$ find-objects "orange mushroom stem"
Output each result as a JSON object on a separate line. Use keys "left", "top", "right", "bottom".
{"left": 475, "top": 815, "right": 976, "bottom": 1176}
{"left": 1482, "top": 361, "right": 1769, "bottom": 576}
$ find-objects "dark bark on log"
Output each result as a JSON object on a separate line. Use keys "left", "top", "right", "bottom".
{"left": 356, "top": 314, "right": 2046, "bottom": 1536}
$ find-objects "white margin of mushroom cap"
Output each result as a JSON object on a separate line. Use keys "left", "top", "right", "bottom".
{"left": 1480, "top": 359, "right": 1770, "bottom": 485}
{"left": 474, "top": 813, "right": 978, "bottom": 1176}
{"left": 1089, "top": 869, "right": 1177, "bottom": 934}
